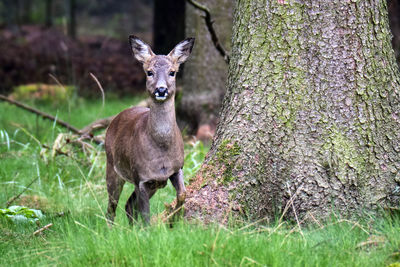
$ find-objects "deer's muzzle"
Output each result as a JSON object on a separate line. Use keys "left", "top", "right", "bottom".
{"left": 154, "top": 87, "right": 168, "bottom": 101}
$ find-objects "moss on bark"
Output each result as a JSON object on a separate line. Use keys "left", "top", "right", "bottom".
{"left": 186, "top": 0, "right": 400, "bottom": 223}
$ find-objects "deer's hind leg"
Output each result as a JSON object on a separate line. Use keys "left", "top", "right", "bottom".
{"left": 106, "top": 162, "right": 125, "bottom": 224}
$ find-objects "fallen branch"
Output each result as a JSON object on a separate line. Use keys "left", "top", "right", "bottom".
{"left": 0, "top": 94, "right": 80, "bottom": 134}
{"left": 79, "top": 116, "right": 114, "bottom": 135}
{"left": 0, "top": 94, "right": 104, "bottom": 144}
{"left": 187, "top": 0, "right": 230, "bottom": 64}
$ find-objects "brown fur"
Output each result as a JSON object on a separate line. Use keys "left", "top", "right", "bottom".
{"left": 105, "top": 36, "right": 194, "bottom": 224}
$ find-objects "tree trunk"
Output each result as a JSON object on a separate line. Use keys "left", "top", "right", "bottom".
{"left": 68, "top": 0, "right": 76, "bottom": 39}
{"left": 45, "top": 0, "right": 53, "bottom": 28}
{"left": 21, "top": 0, "right": 32, "bottom": 24}
{"left": 185, "top": 0, "right": 400, "bottom": 222}
{"left": 3, "top": 0, "right": 19, "bottom": 31}
{"left": 15, "top": 0, "right": 21, "bottom": 26}
{"left": 153, "top": 0, "right": 185, "bottom": 55}
{"left": 177, "top": 0, "right": 232, "bottom": 135}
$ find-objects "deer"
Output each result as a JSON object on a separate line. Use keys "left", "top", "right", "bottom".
{"left": 105, "top": 35, "right": 195, "bottom": 224}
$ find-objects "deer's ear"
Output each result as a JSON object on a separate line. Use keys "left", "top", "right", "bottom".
{"left": 129, "top": 35, "right": 155, "bottom": 64}
{"left": 168, "top": 38, "right": 195, "bottom": 64}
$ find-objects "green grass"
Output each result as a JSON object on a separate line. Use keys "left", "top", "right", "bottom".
{"left": 0, "top": 97, "right": 399, "bottom": 266}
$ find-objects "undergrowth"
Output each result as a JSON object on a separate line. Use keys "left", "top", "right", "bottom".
{"left": 0, "top": 97, "right": 399, "bottom": 266}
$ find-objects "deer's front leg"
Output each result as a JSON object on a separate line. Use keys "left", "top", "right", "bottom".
{"left": 127, "top": 183, "right": 158, "bottom": 225}
{"left": 125, "top": 187, "right": 138, "bottom": 225}
{"left": 170, "top": 169, "right": 186, "bottom": 209}
{"left": 138, "top": 181, "right": 151, "bottom": 224}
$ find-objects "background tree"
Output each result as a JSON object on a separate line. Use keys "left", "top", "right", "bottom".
{"left": 68, "top": 0, "right": 76, "bottom": 39}
{"left": 45, "top": 0, "right": 53, "bottom": 28}
{"left": 21, "top": 0, "right": 33, "bottom": 24}
{"left": 153, "top": 0, "right": 185, "bottom": 55}
{"left": 177, "top": 0, "right": 232, "bottom": 135}
{"left": 185, "top": 0, "right": 400, "bottom": 222}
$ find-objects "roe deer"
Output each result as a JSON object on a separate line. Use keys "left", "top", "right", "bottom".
{"left": 105, "top": 35, "right": 195, "bottom": 224}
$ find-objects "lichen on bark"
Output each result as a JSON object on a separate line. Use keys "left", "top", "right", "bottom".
{"left": 185, "top": 0, "right": 400, "bottom": 223}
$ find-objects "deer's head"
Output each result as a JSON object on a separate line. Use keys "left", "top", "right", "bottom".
{"left": 129, "top": 36, "right": 195, "bottom": 103}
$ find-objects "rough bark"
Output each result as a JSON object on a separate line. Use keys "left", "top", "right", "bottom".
{"left": 177, "top": 0, "right": 233, "bottom": 134}
{"left": 186, "top": 0, "right": 400, "bottom": 222}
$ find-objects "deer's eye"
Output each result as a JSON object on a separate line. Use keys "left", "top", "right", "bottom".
{"left": 147, "top": 71, "right": 154, "bottom": 77}
{"left": 169, "top": 71, "right": 176, "bottom": 77}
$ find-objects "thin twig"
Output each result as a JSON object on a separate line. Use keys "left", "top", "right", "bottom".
{"left": 286, "top": 182, "right": 304, "bottom": 238}
{"left": 163, "top": 204, "right": 185, "bottom": 223}
{"left": 187, "top": 0, "right": 230, "bottom": 64}
{"left": 237, "top": 216, "right": 269, "bottom": 232}
{"left": 33, "top": 223, "right": 53, "bottom": 236}
{"left": 341, "top": 219, "right": 370, "bottom": 235}
{"left": 48, "top": 74, "right": 67, "bottom": 93}
{"left": 6, "top": 176, "right": 39, "bottom": 207}
{"left": 307, "top": 211, "right": 322, "bottom": 227}
{"left": 89, "top": 72, "right": 105, "bottom": 111}
{"left": 267, "top": 221, "right": 286, "bottom": 237}
{"left": 278, "top": 184, "right": 302, "bottom": 224}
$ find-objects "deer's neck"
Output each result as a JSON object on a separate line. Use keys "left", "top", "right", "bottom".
{"left": 147, "top": 98, "right": 177, "bottom": 146}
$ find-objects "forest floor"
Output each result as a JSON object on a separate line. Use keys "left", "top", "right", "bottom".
{"left": 0, "top": 96, "right": 400, "bottom": 266}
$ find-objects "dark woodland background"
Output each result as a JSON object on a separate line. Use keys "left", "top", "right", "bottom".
{"left": 0, "top": 0, "right": 399, "bottom": 98}
{"left": 0, "top": 0, "right": 186, "bottom": 97}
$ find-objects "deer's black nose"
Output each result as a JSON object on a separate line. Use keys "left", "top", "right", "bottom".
{"left": 156, "top": 87, "right": 168, "bottom": 97}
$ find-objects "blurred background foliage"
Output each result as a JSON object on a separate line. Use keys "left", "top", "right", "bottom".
{"left": 0, "top": 0, "right": 154, "bottom": 97}
{"left": 0, "top": 0, "right": 399, "bottom": 132}
{"left": 0, "top": 0, "right": 230, "bottom": 136}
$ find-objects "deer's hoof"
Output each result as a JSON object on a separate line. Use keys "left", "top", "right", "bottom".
{"left": 178, "top": 191, "right": 186, "bottom": 202}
